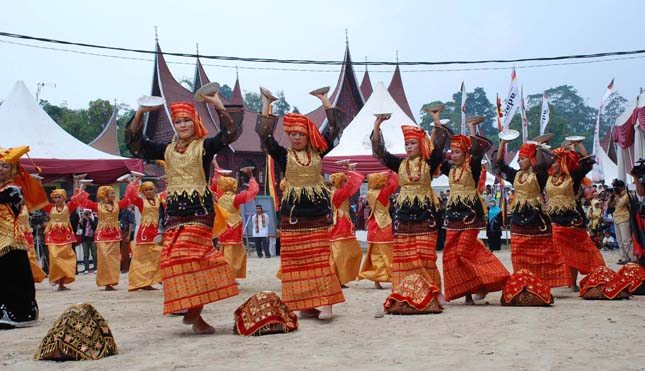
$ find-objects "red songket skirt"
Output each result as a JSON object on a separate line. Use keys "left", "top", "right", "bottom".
{"left": 280, "top": 227, "right": 345, "bottom": 311}
{"left": 552, "top": 224, "right": 605, "bottom": 275}
{"left": 392, "top": 230, "right": 441, "bottom": 291}
{"left": 511, "top": 233, "right": 570, "bottom": 288}
{"left": 443, "top": 228, "right": 510, "bottom": 301}
{"left": 161, "top": 224, "right": 238, "bottom": 314}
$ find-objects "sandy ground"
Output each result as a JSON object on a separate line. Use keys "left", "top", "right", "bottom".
{"left": 2, "top": 248, "right": 645, "bottom": 371}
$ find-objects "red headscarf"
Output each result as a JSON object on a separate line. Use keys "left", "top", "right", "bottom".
{"left": 450, "top": 134, "right": 471, "bottom": 153}
{"left": 283, "top": 113, "right": 328, "bottom": 152}
{"left": 518, "top": 143, "right": 537, "bottom": 166}
{"left": 401, "top": 125, "right": 433, "bottom": 160}
{"left": 551, "top": 148, "right": 580, "bottom": 176}
{"left": 170, "top": 103, "right": 207, "bottom": 138}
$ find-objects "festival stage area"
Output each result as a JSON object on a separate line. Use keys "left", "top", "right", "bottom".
{"left": 2, "top": 249, "right": 643, "bottom": 371}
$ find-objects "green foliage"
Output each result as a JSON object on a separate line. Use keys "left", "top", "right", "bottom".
{"left": 420, "top": 85, "right": 628, "bottom": 154}
{"left": 292, "top": 106, "right": 300, "bottom": 113}
{"left": 272, "top": 91, "right": 291, "bottom": 116}
{"left": 244, "top": 91, "right": 262, "bottom": 112}
{"left": 179, "top": 77, "right": 194, "bottom": 92}
{"left": 219, "top": 84, "right": 233, "bottom": 101}
{"left": 116, "top": 103, "right": 135, "bottom": 157}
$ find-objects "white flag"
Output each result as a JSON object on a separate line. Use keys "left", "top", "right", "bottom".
{"left": 460, "top": 81, "right": 467, "bottom": 134}
{"left": 540, "top": 91, "right": 550, "bottom": 135}
{"left": 591, "top": 78, "right": 614, "bottom": 182}
{"left": 501, "top": 68, "right": 520, "bottom": 131}
{"left": 520, "top": 85, "right": 528, "bottom": 143}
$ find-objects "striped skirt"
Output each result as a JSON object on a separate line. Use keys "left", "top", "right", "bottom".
{"left": 392, "top": 232, "right": 441, "bottom": 290}
{"left": 511, "top": 233, "right": 570, "bottom": 288}
{"left": 443, "top": 228, "right": 510, "bottom": 301}
{"left": 552, "top": 224, "right": 605, "bottom": 275}
{"left": 280, "top": 227, "right": 345, "bottom": 311}
{"left": 161, "top": 224, "right": 238, "bottom": 314}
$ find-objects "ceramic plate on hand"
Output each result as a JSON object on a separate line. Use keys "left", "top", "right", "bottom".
{"left": 239, "top": 166, "right": 255, "bottom": 172}
{"left": 116, "top": 174, "right": 131, "bottom": 182}
{"left": 498, "top": 129, "right": 520, "bottom": 141}
{"left": 565, "top": 135, "right": 585, "bottom": 142}
{"left": 131, "top": 171, "right": 145, "bottom": 177}
{"left": 216, "top": 169, "right": 233, "bottom": 175}
{"left": 194, "top": 82, "right": 220, "bottom": 102}
{"left": 137, "top": 95, "right": 165, "bottom": 107}
{"left": 80, "top": 179, "right": 94, "bottom": 184}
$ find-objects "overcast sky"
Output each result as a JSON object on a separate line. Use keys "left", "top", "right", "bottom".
{"left": 1, "top": 0, "right": 644, "bottom": 120}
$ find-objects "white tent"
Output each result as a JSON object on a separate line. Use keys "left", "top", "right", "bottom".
{"left": 322, "top": 81, "right": 415, "bottom": 173}
{"left": 614, "top": 93, "right": 645, "bottom": 186}
{"left": 0, "top": 81, "right": 142, "bottom": 183}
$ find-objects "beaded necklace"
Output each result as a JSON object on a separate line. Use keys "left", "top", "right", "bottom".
{"left": 292, "top": 149, "right": 312, "bottom": 167}
{"left": 405, "top": 157, "right": 423, "bottom": 182}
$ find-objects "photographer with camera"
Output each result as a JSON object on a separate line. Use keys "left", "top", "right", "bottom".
{"left": 79, "top": 209, "right": 97, "bottom": 274}
{"left": 632, "top": 158, "right": 645, "bottom": 197}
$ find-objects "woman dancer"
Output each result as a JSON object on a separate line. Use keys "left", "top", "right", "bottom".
{"left": 126, "top": 91, "right": 241, "bottom": 333}
{"left": 329, "top": 162, "right": 365, "bottom": 288}
{"left": 41, "top": 189, "right": 83, "bottom": 290}
{"left": 358, "top": 170, "right": 398, "bottom": 288}
{"left": 212, "top": 167, "right": 258, "bottom": 280}
{"left": 127, "top": 180, "right": 163, "bottom": 291}
{"left": 77, "top": 185, "right": 136, "bottom": 291}
{"left": 545, "top": 141, "right": 605, "bottom": 291}
{"left": 256, "top": 86, "right": 345, "bottom": 320}
{"left": 0, "top": 145, "right": 46, "bottom": 329}
{"left": 440, "top": 119, "right": 510, "bottom": 304}
{"left": 495, "top": 141, "right": 570, "bottom": 288}
{"left": 371, "top": 111, "right": 446, "bottom": 290}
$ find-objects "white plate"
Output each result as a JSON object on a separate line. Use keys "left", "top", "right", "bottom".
{"left": 239, "top": 166, "right": 255, "bottom": 172}
{"left": 565, "top": 135, "right": 585, "bottom": 142}
{"left": 194, "top": 82, "right": 220, "bottom": 102}
{"left": 498, "top": 129, "right": 520, "bottom": 141}
{"left": 349, "top": 163, "right": 358, "bottom": 168}
{"left": 80, "top": 179, "right": 94, "bottom": 184}
{"left": 137, "top": 95, "right": 165, "bottom": 107}
{"left": 131, "top": 171, "right": 145, "bottom": 177}
{"left": 30, "top": 173, "right": 44, "bottom": 181}
{"left": 428, "top": 119, "right": 451, "bottom": 127}
{"left": 335, "top": 159, "right": 350, "bottom": 165}
{"left": 216, "top": 169, "right": 233, "bottom": 175}
{"left": 373, "top": 113, "right": 392, "bottom": 119}
{"left": 116, "top": 174, "right": 131, "bottom": 182}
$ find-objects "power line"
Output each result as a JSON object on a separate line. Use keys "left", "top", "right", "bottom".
{"left": 2, "top": 38, "right": 644, "bottom": 74}
{"left": 2, "top": 30, "right": 645, "bottom": 66}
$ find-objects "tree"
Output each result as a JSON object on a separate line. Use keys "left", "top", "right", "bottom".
{"left": 179, "top": 77, "right": 194, "bottom": 92}
{"left": 116, "top": 103, "right": 134, "bottom": 157}
{"left": 219, "top": 84, "right": 233, "bottom": 101}
{"left": 273, "top": 91, "right": 291, "bottom": 116}
{"left": 244, "top": 91, "right": 262, "bottom": 112}
{"left": 292, "top": 106, "right": 300, "bottom": 113}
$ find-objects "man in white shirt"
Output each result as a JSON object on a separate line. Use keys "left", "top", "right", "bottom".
{"left": 250, "top": 205, "right": 270, "bottom": 258}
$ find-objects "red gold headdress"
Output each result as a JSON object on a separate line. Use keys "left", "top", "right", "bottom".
{"left": 283, "top": 113, "right": 328, "bottom": 152}
{"left": 401, "top": 125, "right": 433, "bottom": 160}
{"left": 170, "top": 103, "right": 207, "bottom": 138}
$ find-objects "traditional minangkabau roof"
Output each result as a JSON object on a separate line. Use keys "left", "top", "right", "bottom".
{"left": 305, "top": 44, "right": 365, "bottom": 132}
{"left": 388, "top": 64, "right": 416, "bottom": 123}
{"left": 144, "top": 43, "right": 219, "bottom": 143}
{"left": 89, "top": 105, "right": 120, "bottom": 156}
{"left": 360, "top": 68, "right": 373, "bottom": 101}
{"left": 601, "top": 126, "right": 617, "bottom": 164}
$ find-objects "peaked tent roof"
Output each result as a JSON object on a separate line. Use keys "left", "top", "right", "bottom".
{"left": 89, "top": 106, "right": 120, "bottom": 156}
{"left": 388, "top": 65, "right": 416, "bottom": 123}
{"left": 360, "top": 69, "right": 373, "bottom": 101}
{"left": 322, "top": 81, "right": 414, "bottom": 173}
{"left": 0, "top": 81, "right": 142, "bottom": 183}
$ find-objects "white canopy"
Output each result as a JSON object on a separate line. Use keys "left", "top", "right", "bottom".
{"left": 614, "top": 93, "right": 645, "bottom": 186}
{"left": 0, "top": 81, "right": 128, "bottom": 160}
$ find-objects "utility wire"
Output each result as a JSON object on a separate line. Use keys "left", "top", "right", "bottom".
{"left": 2, "top": 31, "right": 645, "bottom": 66}
{"left": 2, "top": 38, "right": 644, "bottom": 74}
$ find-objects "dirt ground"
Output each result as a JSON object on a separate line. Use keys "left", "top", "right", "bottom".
{"left": 2, "top": 248, "right": 644, "bottom": 371}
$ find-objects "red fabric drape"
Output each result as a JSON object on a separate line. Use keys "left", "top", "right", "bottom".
{"left": 20, "top": 158, "right": 144, "bottom": 185}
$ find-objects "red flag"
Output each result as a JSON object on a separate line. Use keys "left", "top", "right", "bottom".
{"left": 478, "top": 165, "right": 487, "bottom": 192}
{"left": 496, "top": 93, "right": 503, "bottom": 132}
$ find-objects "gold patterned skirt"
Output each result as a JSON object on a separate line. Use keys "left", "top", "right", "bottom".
{"left": 219, "top": 243, "right": 248, "bottom": 279}
{"left": 128, "top": 242, "right": 162, "bottom": 290}
{"left": 329, "top": 237, "right": 363, "bottom": 285}
{"left": 48, "top": 243, "right": 76, "bottom": 285}
{"left": 96, "top": 241, "right": 120, "bottom": 287}
{"left": 279, "top": 227, "right": 345, "bottom": 311}
{"left": 358, "top": 242, "right": 393, "bottom": 283}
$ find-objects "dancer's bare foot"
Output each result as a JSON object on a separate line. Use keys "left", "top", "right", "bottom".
{"left": 105, "top": 285, "right": 116, "bottom": 291}
{"left": 298, "top": 308, "right": 320, "bottom": 319}
{"left": 183, "top": 307, "right": 202, "bottom": 325}
{"left": 57, "top": 283, "right": 69, "bottom": 291}
{"left": 341, "top": 284, "right": 349, "bottom": 289}
{"left": 141, "top": 285, "right": 158, "bottom": 291}
{"left": 192, "top": 316, "right": 216, "bottom": 335}
{"left": 473, "top": 291, "right": 487, "bottom": 301}
{"left": 318, "top": 306, "right": 333, "bottom": 321}
{"left": 571, "top": 284, "right": 580, "bottom": 293}
{"left": 374, "top": 282, "right": 383, "bottom": 289}
{"left": 464, "top": 294, "right": 475, "bottom": 305}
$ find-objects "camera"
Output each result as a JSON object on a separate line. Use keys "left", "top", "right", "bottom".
{"left": 632, "top": 158, "right": 645, "bottom": 185}
{"left": 29, "top": 209, "right": 48, "bottom": 228}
